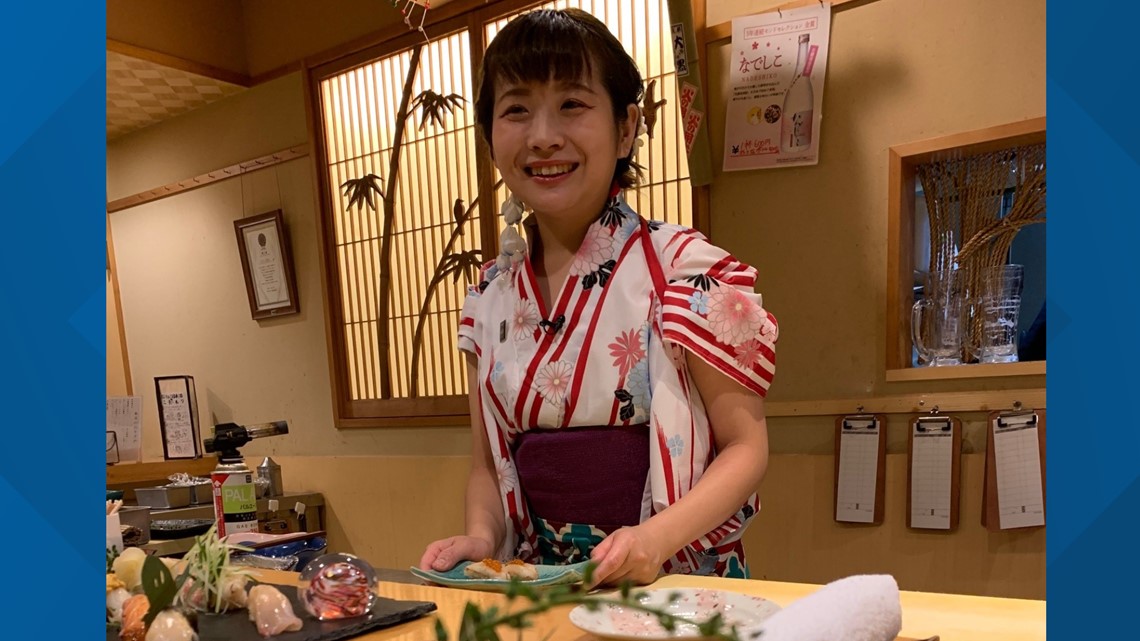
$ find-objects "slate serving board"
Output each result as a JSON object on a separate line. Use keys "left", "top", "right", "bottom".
{"left": 107, "top": 584, "right": 437, "bottom": 641}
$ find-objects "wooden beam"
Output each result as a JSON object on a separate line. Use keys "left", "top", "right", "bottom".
{"left": 889, "top": 117, "right": 1047, "bottom": 164}
{"left": 107, "top": 458, "right": 217, "bottom": 487}
{"left": 106, "top": 144, "right": 310, "bottom": 214}
{"left": 106, "top": 211, "right": 133, "bottom": 396}
{"left": 886, "top": 361, "right": 1046, "bottom": 383}
{"left": 885, "top": 145, "right": 914, "bottom": 370}
{"left": 764, "top": 387, "right": 1045, "bottom": 418}
{"left": 107, "top": 39, "right": 251, "bottom": 87}
{"left": 299, "top": 0, "right": 503, "bottom": 73}
{"left": 249, "top": 61, "right": 304, "bottom": 87}
{"left": 706, "top": 0, "right": 868, "bottom": 45}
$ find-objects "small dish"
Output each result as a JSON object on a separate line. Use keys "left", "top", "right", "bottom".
{"left": 568, "top": 588, "right": 781, "bottom": 640}
{"left": 410, "top": 560, "right": 591, "bottom": 592}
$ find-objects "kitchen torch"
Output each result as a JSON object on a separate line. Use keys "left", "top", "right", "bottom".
{"left": 203, "top": 421, "right": 289, "bottom": 537}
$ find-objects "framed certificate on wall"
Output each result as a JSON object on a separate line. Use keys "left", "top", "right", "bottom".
{"left": 155, "top": 375, "right": 202, "bottom": 460}
{"left": 234, "top": 209, "right": 300, "bottom": 320}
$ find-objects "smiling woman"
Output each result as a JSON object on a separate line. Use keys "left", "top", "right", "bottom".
{"left": 419, "top": 8, "right": 777, "bottom": 589}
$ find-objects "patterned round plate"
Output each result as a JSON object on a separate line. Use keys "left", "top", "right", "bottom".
{"left": 569, "top": 588, "right": 780, "bottom": 640}
{"left": 409, "top": 560, "right": 591, "bottom": 592}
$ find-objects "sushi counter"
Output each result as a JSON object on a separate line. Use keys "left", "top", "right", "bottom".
{"left": 139, "top": 491, "right": 325, "bottom": 557}
{"left": 107, "top": 459, "right": 325, "bottom": 558}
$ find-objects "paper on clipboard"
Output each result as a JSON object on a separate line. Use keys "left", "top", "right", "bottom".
{"left": 992, "top": 413, "right": 1045, "bottom": 529}
{"left": 910, "top": 418, "right": 954, "bottom": 529}
{"left": 836, "top": 417, "right": 880, "bottom": 523}
{"left": 107, "top": 396, "right": 142, "bottom": 463}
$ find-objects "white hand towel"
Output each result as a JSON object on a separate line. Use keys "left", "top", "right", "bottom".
{"left": 755, "top": 574, "right": 902, "bottom": 641}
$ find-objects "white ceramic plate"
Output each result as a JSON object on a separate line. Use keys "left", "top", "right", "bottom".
{"left": 569, "top": 588, "right": 781, "bottom": 640}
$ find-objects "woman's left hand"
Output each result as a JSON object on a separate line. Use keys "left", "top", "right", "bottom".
{"left": 588, "top": 525, "right": 667, "bottom": 588}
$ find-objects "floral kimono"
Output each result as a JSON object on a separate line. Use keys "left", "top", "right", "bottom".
{"left": 457, "top": 195, "right": 778, "bottom": 578}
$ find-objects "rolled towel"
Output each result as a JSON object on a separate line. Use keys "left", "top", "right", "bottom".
{"left": 756, "top": 574, "right": 902, "bottom": 641}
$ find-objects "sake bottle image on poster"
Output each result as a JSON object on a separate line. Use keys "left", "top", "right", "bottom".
{"left": 724, "top": 4, "right": 831, "bottom": 171}
{"left": 781, "top": 33, "right": 815, "bottom": 153}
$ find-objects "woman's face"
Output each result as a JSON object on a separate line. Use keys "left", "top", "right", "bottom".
{"left": 490, "top": 70, "right": 636, "bottom": 228}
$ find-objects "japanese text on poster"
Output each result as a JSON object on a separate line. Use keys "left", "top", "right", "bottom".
{"left": 106, "top": 396, "right": 142, "bottom": 463}
{"left": 157, "top": 377, "right": 199, "bottom": 459}
{"left": 724, "top": 5, "right": 831, "bottom": 171}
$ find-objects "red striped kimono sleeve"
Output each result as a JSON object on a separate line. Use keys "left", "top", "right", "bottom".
{"left": 657, "top": 230, "right": 779, "bottom": 397}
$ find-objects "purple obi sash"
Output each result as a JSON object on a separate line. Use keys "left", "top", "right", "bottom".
{"left": 512, "top": 424, "right": 650, "bottom": 528}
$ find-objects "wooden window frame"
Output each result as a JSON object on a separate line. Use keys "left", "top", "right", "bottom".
{"left": 304, "top": 0, "right": 711, "bottom": 428}
{"left": 885, "top": 116, "right": 1047, "bottom": 383}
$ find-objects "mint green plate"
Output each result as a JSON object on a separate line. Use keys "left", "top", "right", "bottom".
{"left": 410, "top": 560, "right": 591, "bottom": 591}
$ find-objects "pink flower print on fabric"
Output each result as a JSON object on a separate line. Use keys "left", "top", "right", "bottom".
{"left": 496, "top": 456, "right": 518, "bottom": 493}
{"left": 535, "top": 360, "right": 573, "bottom": 406}
{"left": 609, "top": 328, "right": 646, "bottom": 378}
{"left": 569, "top": 224, "right": 616, "bottom": 277}
{"left": 706, "top": 285, "right": 763, "bottom": 347}
{"left": 760, "top": 314, "right": 779, "bottom": 340}
{"left": 512, "top": 298, "right": 541, "bottom": 341}
{"left": 733, "top": 339, "right": 764, "bottom": 369}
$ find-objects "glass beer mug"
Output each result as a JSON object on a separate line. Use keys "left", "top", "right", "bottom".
{"left": 976, "top": 264, "right": 1025, "bottom": 364}
{"left": 911, "top": 269, "right": 964, "bottom": 366}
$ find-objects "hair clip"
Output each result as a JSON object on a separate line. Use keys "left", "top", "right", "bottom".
{"left": 634, "top": 107, "right": 648, "bottom": 157}
{"left": 497, "top": 194, "right": 528, "bottom": 276}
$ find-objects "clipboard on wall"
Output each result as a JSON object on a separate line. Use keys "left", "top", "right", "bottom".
{"left": 982, "top": 407, "right": 1046, "bottom": 531}
{"left": 834, "top": 413, "right": 887, "bottom": 524}
{"left": 907, "top": 413, "right": 962, "bottom": 531}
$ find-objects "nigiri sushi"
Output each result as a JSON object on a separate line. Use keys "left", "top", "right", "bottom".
{"left": 113, "top": 547, "right": 148, "bottom": 591}
{"left": 504, "top": 559, "right": 538, "bottom": 581}
{"left": 107, "top": 588, "right": 132, "bottom": 625}
{"left": 463, "top": 558, "right": 508, "bottom": 580}
{"left": 247, "top": 584, "right": 304, "bottom": 637}
{"left": 144, "top": 608, "right": 198, "bottom": 641}
{"left": 119, "top": 594, "right": 150, "bottom": 641}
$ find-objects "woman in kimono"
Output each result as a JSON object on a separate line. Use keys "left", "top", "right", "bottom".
{"left": 419, "top": 8, "right": 779, "bottom": 587}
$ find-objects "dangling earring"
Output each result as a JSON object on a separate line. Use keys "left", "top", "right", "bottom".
{"left": 497, "top": 193, "right": 527, "bottom": 276}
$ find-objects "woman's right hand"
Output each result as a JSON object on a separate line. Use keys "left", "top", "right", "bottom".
{"left": 419, "top": 535, "right": 495, "bottom": 572}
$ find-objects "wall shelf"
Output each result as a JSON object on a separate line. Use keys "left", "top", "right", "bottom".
{"left": 886, "top": 117, "right": 1047, "bottom": 372}
{"left": 765, "top": 386, "right": 1044, "bottom": 417}
{"left": 886, "top": 360, "right": 1045, "bottom": 382}
{"left": 107, "top": 458, "right": 217, "bottom": 488}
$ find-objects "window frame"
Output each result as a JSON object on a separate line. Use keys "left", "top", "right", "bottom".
{"left": 305, "top": 0, "right": 710, "bottom": 428}
{"left": 884, "top": 116, "right": 1047, "bottom": 383}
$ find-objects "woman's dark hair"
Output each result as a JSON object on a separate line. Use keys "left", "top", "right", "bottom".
{"left": 475, "top": 8, "right": 644, "bottom": 189}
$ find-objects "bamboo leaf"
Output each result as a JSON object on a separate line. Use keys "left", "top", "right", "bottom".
{"left": 140, "top": 555, "right": 180, "bottom": 628}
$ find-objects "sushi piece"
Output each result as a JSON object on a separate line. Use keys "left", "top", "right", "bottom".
{"left": 119, "top": 594, "right": 150, "bottom": 641}
{"left": 463, "top": 559, "right": 508, "bottom": 580}
{"left": 107, "top": 573, "right": 127, "bottom": 594}
{"left": 108, "top": 588, "right": 132, "bottom": 625}
{"left": 504, "top": 559, "right": 538, "bottom": 581}
{"left": 144, "top": 608, "right": 198, "bottom": 641}
{"left": 113, "top": 547, "right": 148, "bottom": 591}
{"left": 248, "top": 584, "right": 304, "bottom": 637}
